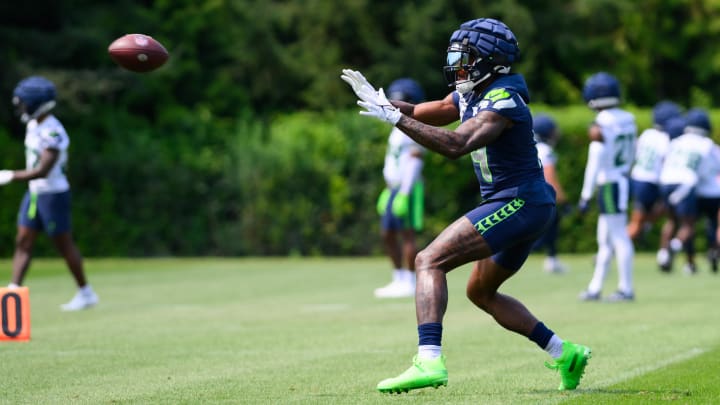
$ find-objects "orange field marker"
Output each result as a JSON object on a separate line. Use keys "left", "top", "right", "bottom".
{"left": 0, "top": 287, "right": 30, "bottom": 341}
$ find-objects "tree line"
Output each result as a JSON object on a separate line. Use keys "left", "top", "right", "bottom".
{"left": 0, "top": 0, "right": 718, "bottom": 256}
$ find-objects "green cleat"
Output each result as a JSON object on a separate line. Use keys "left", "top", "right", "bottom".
{"left": 545, "top": 341, "right": 592, "bottom": 390}
{"left": 377, "top": 355, "right": 448, "bottom": 394}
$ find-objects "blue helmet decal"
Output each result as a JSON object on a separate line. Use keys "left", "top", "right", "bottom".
{"left": 582, "top": 72, "right": 620, "bottom": 109}
{"left": 652, "top": 100, "right": 682, "bottom": 128}
{"left": 532, "top": 114, "right": 557, "bottom": 142}
{"left": 12, "top": 76, "right": 57, "bottom": 121}
{"left": 685, "top": 107, "right": 711, "bottom": 134}
{"left": 387, "top": 78, "right": 425, "bottom": 104}
{"left": 444, "top": 18, "right": 519, "bottom": 93}
{"left": 664, "top": 116, "right": 686, "bottom": 139}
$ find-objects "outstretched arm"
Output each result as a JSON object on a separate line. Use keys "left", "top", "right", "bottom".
{"left": 395, "top": 110, "right": 508, "bottom": 160}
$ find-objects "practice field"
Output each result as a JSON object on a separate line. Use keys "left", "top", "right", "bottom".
{"left": 1, "top": 254, "right": 718, "bottom": 404}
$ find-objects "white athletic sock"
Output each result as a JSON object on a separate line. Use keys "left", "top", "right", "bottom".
{"left": 80, "top": 285, "right": 94, "bottom": 295}
{"left": 418, "top": 345, "right": 442, "bottom": 360}
{"left": 611, "top": 219, "right": 635, "bottom": 293}
{"left": 657, "top": 248, "right": 670, "bottom": 264}
{"left": 392, "top": 269, "right": 404, "bottom": 282}
{"left": 7, "top": 283, "right": 20, "bottom": 289}
{"left": 545, "top": 335, "right": 564, "bottom": 359}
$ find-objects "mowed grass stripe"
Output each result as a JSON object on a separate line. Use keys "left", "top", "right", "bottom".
{"left": 0, "top": 255, "right": 717, "bottom": 404}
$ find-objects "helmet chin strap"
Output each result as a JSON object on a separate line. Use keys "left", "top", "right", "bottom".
{"left": 455, "top": 65, "right": 511, "bottom": 94}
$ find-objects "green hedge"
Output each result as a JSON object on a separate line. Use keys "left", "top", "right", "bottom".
{"left": 1, "top": 106, "right": 718, "bottom": 257}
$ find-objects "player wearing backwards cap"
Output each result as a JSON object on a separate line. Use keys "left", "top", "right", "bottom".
{"left": 374, "top": 78, "right": 426, "bottom": 298}
{"left": 658, "top": 108, "right": 720, "bottom": 274}
{"left": 577, "top": 72, "right": 638, "bottom": 303}
{"left": 532, "top": 114, "right": 569, "bottom": 274}
{"left": 342, "top": 17, "right": 590, "bottom": 393}
{"left": 0, "top": 76, "right": 98, "bottom": 311}
{"left": 627, "top": 101, "right": 682, "bottom": 242}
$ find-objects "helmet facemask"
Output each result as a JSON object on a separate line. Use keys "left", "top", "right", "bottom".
{"left": 443, "top": 41, "right": 511, "bottom": 94}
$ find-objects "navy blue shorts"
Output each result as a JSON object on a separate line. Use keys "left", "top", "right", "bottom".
{"left": 631, "top": 179, "right": 661, "bottom": 212}
{"left": 17, "top": 190, "right": 72, "bottom": 236}
{"left": 661, "top": 184, "right": 697, "bottom": 217}
{"left": 465, "top": 181, "right": 556, "bottom": 271}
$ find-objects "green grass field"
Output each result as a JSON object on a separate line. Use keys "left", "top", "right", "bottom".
{"left": 1, "top": 254, "right": 718, "bottom": 404}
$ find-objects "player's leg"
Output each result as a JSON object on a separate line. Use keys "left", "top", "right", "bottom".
{"left": 9, "top": 191, "right": 42, "bottom": 287}
{"left": 580, "top": 214, "right": 612, "bottom": 300}
{"left": 606, "top": 213, "right": 635, "bottom": 301}
{"left": 41, "top": 191, "right": 98, "bottom": 310}
{"left": 466, "top": 255, "right": 591, "bottom": 390}
{"left": 10, "top": 226, "right": 39, "bottom": 286}
{"left": 377, "top": 214, "right": 488, "bottom": 393}
{"left": 376, "top": 190, "right": 413, "bottom": 297}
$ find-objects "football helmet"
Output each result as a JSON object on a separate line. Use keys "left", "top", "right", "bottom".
{"left": 664, "top": 116, "right": 686, "bottom": 139}
{"left": 684, "top": 108, "right": 711, "bottom": 135}
{"left": 582, "top": 72, "right": 620, "bottom": 109}
{"left": 12, "top": 76, "right": 57, "bottom": 123}
{"left": 387, "top": 78, "right": 425, "bottom": 104}
{"left": 443, "top": 18, "right": 519, "bottom": 94}
{"left": 652, "top": 100, "right": 682, "bottom": 129}
{"left": 532, "top": 114, "right": 557, "bottom": 143}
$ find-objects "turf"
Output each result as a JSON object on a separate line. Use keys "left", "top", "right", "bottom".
{"left": 0, "top": 254, "right": 718, "bottom": 404}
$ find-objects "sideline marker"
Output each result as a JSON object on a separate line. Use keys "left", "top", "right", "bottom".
{"left": 0, "top": 287, "right": 30, "bottom": 341}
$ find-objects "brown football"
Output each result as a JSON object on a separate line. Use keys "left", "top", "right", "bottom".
{"left": 108, "top": 34, "right": 169, "bottom": 73}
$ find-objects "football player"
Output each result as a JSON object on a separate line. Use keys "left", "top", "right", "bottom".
{"left": 0, "top": 76, "right": 98, "bottom": 311}
{"left": 531, "top": 114, "right": 569, "bottom": 274}
{"left": 658, "top": 108, "right": 719, "bottom": 274}
{"left": 374, "top": 78, "right": 426, "bottom": 298}
{"left": 627, "top": 101, "right": 682, "bottom": 241}
{"left": 342, "top": 18, "right": 590, "bottom": 394}
{"left": 577, "top": 72, "right": 637, "bottom": 302}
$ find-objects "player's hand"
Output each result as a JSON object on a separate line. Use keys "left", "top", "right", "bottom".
{"left": 577, "top": 198, "right": 590, "bottom": 215}
{"left": 376, "top": 188, "right": 391, "bottom": 215}
{"left": 668, "top": 183, "right": 693, "bottom": 206}
{"left": 392, "top": 192, "right": 409, "bottom": 217}
{"left": 357, "top": 88, "right": 402, "bottom": 125}
{"left": 340, "top": 69, "right": 377, "bottom": 100}
{"left": 0, "top": 170, "right": 13, "bottom": 186}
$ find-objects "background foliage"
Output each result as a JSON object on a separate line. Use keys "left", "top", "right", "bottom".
{"left": 1, "top": 1, "right": 719, "bottom": 256}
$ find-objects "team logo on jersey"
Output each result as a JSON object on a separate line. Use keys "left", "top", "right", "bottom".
{"left": 480, "top": 88, "right": 517, "bottom": 110}
{"left": 473, "top": 198, "right": 525, "bottom": 234}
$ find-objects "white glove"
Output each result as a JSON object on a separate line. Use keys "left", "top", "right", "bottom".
{"left": 357, "top": 87, "right": 402, "bottom": 125}
{"left": 340, "top": 69, "right": 377, "bottom": 101}
{"left": 0, "top": 170, "right": 13, "bottom": 186}
{"left": 668, "top": 183, "right": 693, "bottom": 205}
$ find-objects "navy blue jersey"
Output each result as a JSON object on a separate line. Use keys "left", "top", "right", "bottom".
{"left": 452, "top": 74, "right": 544, "bottom": 200}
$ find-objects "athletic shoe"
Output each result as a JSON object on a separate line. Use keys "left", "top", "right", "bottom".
{"left": 657, "top": 248, "right": 672, "bottom": 273}
{"left": 604, "top": 290, "right": 634, "bottom": 302}
{"left": 578, "top": 290, "right": 600, "bottom": 301}
{"left": 377, "top": 355, "right": 448, "bottom": 394}
{"left": 543, "top": 257, "right": 567, "bottom": 274}
{"left": 61, "top": 289, "right": 99, "bottom": 311}
{"left": 682, "top": 263, "right": 697, "bottom": 276}
{"left": 374, "top": 280, "right": 415, "bottom": 298}
{"left": 545, "top": 341, "right": 592, "bottom": 390}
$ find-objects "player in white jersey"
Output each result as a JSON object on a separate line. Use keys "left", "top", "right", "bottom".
{"left": 627, "top": 101, "right": 682, "bottom": 241}
{"left": 658, "top": 108, "right": 719, "bottom": 274}
{"left": 373, "top": 78, "right": 426, "bottom": 298}
{"left": 531, "top": 114, "right": 569, "bottom": 273}
{"left": 0, "top": 76, "right": 98, "bottom": 311}
{"left": 695, "top": 138, "right": 720, "bottom": 274}
{"left": 577, "top": 72, "right": 637, "bottom": 302}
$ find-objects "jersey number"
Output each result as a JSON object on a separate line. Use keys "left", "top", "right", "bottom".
{"left": 471, "top": 148, "right": 493, "bottom": 183}
{"left": 614, "top": 134, "right": 634, "bottom": 167}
